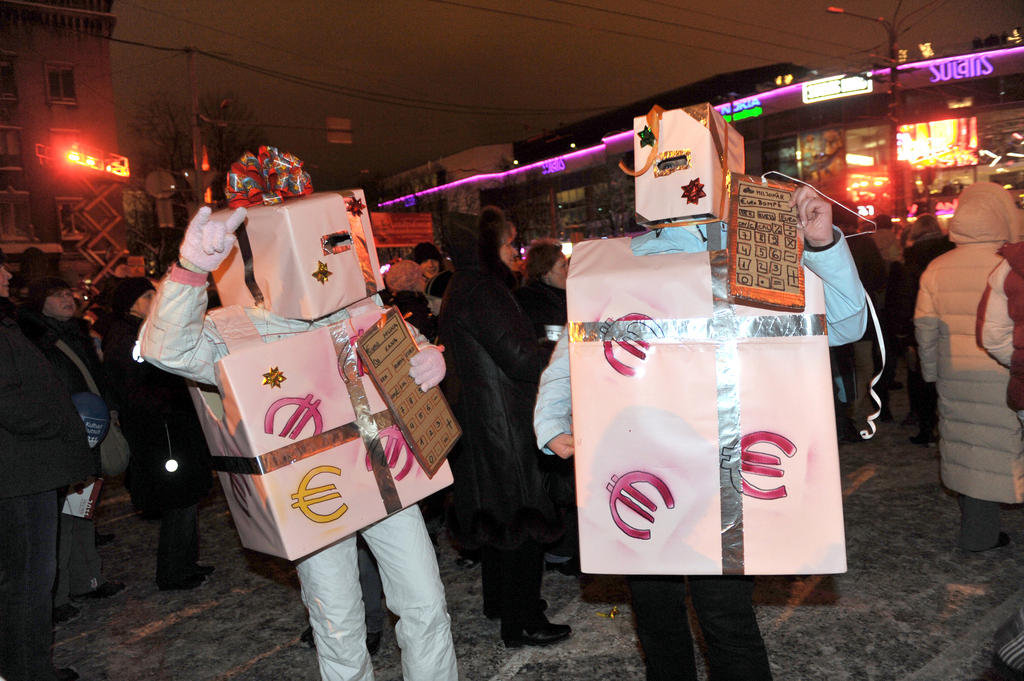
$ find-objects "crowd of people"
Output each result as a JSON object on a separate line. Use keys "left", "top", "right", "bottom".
{"left": 0, "top": 259, "right": 216, "bottom": 681}
{"left": 2, "top": 179, "right": 1023, "bottom": 681}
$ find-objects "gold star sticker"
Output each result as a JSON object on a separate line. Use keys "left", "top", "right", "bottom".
{"left": 312, "top": 260, "right": 332, "bottom": 284}
{"left": 262, "top": 366, "right": 286, "bottom": 388}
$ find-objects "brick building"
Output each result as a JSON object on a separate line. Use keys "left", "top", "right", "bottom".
{"left": 1, "top": 0, "right": 128, "bottom": 283}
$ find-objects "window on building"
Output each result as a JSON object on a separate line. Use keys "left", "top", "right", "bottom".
{"left": 0, "top": 127, "right": 22, "bottom": 169}
{"left": 45, "top": 63, "right": 76, "bottom": 105}
{"left": 0, "top": 192, "right": 31, "bottom": 240}
{"left": 556, "top": 186, "right": 587, "bottom": 227}
{"left": 844, "top": 126, "right": 890, "bottom": 217}
{"left": 798, "top": 129, "right": 846, "bottom": 188}
{"left": 762, "top": 137, "right": 798, "bottom": 179}
{"left": 0, "top": 59, "right": 16, "bottom": 101}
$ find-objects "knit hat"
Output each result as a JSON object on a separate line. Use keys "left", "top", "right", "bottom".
{"left": 112, "top": 277, "right": 155, "bottom": 317}
{"left": 384, "top": 259, "right": 424, "bottom": 292}
{"left": 25, "top": 276, "right": 71, "bottom": 313}
{"left": 412, "top": 242, "right": 442, "bottom": 264}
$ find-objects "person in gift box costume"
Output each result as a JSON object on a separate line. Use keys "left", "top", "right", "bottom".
{"left": 533, "top": 105, "right": 868, "bottom": 681}
{"left": 139, "top": 148, "right": 458, "bottom": 681}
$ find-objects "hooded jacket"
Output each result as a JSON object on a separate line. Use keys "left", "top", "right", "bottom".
{"left": 916, "top": 182, "right": 1024, "bottom": 503}
{"left": 437, "top": 217, "right": 562, "bottom": 549}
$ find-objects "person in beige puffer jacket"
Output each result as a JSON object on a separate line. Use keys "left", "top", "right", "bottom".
{"left": 915, "top": 182, "right": 1024, "bottom": 552}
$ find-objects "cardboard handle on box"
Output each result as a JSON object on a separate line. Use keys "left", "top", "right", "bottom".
{"left": 619, "top": 105, "right": 665, "bottom": 178}
{"left": 235, "top": 221, "right": 266, "bottom": 307}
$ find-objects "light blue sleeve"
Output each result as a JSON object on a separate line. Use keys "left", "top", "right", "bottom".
{"left": 534, "top": 333, "right": 572, "bottom": 454}
{"left": 139, "top": 272, "right": 224, "bottom": 386}
{"left": 803, "top": 228, "right": 869, "bottom": 347}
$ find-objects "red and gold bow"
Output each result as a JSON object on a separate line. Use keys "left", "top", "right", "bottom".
{"left": 225, "top": 146, "right": 313, "bottom": 208}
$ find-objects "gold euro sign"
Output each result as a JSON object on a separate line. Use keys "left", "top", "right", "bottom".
{"left": 290, "top": 465, "right": 349, "bottom": 523}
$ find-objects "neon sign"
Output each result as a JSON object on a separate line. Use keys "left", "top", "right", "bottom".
{"left": 718, "top": 97, "right": 763, "bottom": 123}
{"left": 928, "top": 55, "right": 994, "bottom": 83}
{"left": 65, "top": 145, "right": 130, "bottom": 178}
{"left": 802, "top": 74, "right": 873, "bottom": 104}
{"left": 541, "top": 158, "right": 566, "bottom": 175}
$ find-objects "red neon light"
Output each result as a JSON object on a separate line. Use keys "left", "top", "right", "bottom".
{"left": 65, "top": 145, "right": 130, "bottom": 178}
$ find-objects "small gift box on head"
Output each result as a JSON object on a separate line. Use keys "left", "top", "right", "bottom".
{"left": 212, "top": 147, "right": 383, "bottom": 321}
{"left": 624, "top": 104, "right": 745, "bottom": 228}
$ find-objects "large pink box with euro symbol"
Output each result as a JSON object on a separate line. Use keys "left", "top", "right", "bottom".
{"left": 190, "top": 301, "right": 452, "bottom": 560}
{"left": 566, "top": 236, "right": 845, "bottom": 575}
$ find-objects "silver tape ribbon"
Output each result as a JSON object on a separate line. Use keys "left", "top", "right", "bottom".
{"left": 709, "top": 249, "right": 745, "bottom": 574}
{"left": 570, "top": 250, "right": 827, "bottom": 574}
{"left": 329, "top": 320, "right": 402, "bottom": 514}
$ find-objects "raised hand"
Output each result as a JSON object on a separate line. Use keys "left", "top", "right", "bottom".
{"left": 791, "top": 185, "right": 835, "bottom": 248}
{"left": 179, "top": 206, "right": 248, "bottom": 272}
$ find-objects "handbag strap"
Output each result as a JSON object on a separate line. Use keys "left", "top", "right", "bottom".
{"left": 54, "top": 339, "right": 100, "bottom": 395}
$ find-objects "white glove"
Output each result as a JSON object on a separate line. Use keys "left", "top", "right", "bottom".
{"left": 408, "top": 346, "right": 446, "bottom": 392}
{"left": 179, "top": 206, "right": 247, "bottom": 272}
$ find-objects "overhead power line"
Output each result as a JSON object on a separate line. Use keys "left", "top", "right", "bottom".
{"left": 97, "top": 34, "right": 617, "bottom": 116}
{"left": 540, "top": 0, "right": 842, "bottom": 60}
{"left": 634, "top": 0, "right": 865, "bottom": 52}
{"left": 115, "top": 0, "right": 438, "bottom": 102}
{"left": 421, "top": 0, "right": 781, "bottom": 63}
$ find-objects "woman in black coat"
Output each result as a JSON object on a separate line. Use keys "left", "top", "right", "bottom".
{"left": 513, "top": 239, "right": 577, "bottom": 572}
{"left": 102, "top": 278, "right": 213, "bottom": 590}
{"left": 514, "top": 238, "right": 568, "bottom": 360}
{"left": 439, "top": 207, "right": 570, "bottom": 648}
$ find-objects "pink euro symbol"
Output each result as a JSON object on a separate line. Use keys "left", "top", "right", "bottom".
{"left": 364, "top": 429, "right": 414, "bottom": 481}
{"left": 602, "top": 313, "right": 660, "bottom": 377}
{"left": 264, "top": 393, "right": 324, "bottom": 440}
{"left": 606, "top": 471, "right": 676, "bottom": 540}
{"left": 739, "top": 431, "right": 797, "bottom": 500}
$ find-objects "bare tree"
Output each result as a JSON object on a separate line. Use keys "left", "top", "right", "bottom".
{"left": 123, "top": 92, "right": 266, "bottom": 273}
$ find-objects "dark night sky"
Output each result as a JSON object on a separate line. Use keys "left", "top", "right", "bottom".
{"left": 108, "top": 0, "right": 1024, "bottom": 191}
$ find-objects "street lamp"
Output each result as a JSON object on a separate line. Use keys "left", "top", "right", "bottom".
{"left": 827, "top": 5, "right": 905, "bottom": 219}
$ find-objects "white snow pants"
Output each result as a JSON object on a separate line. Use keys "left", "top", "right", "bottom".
{"left": 295, "top": 504, "right": 458, "bottom": 681}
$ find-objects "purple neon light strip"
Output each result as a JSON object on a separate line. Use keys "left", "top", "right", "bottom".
{"left": 377, "top": 45, "right": 1024, "bottom": 208}
{"left": 378, "top": 141, "right": 613, "bottom": 207}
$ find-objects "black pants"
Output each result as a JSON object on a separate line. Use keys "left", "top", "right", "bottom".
{"left": 0, "top": 489, "right": 61, "bottom": 681}
{"left": 907, "top": 367, "right": 938, "bottom": 435}
{"left": 481, "top": 540, "right": 545, "bottom": 637}
{"left": 156, "top": 503, "right": 199, "bottom": 586}
{"left": 628, "top": 574, "right": 772, "bottom": 681}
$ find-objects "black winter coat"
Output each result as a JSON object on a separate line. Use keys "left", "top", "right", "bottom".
{"left": 514, "top": 280, "right": 567, "bottom": 361}
{"left": 19, "top": 309, "right": 110, "bottom": 477}
{"left": 439, "top": 269, "right": 562, "bottom": 549}
{"left": 18, "top": 310, "right": 107, "bottom": 400}
{"left": 390, "top": 290, "right": 438, "bottom": 341}
{"left": 102, "top": 315, "right": 211, "bottom": 512}
{"left": 0, "top": 304, "right": 91, "bottom": 498}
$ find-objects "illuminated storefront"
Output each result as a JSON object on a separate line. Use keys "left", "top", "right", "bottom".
{"left": 380, "top": 43, "right": 1024, "bottom": 237}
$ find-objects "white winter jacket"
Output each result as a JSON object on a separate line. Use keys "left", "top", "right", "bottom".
{"left": 914, "top": 182, "right": 1024, "bottom": 503}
